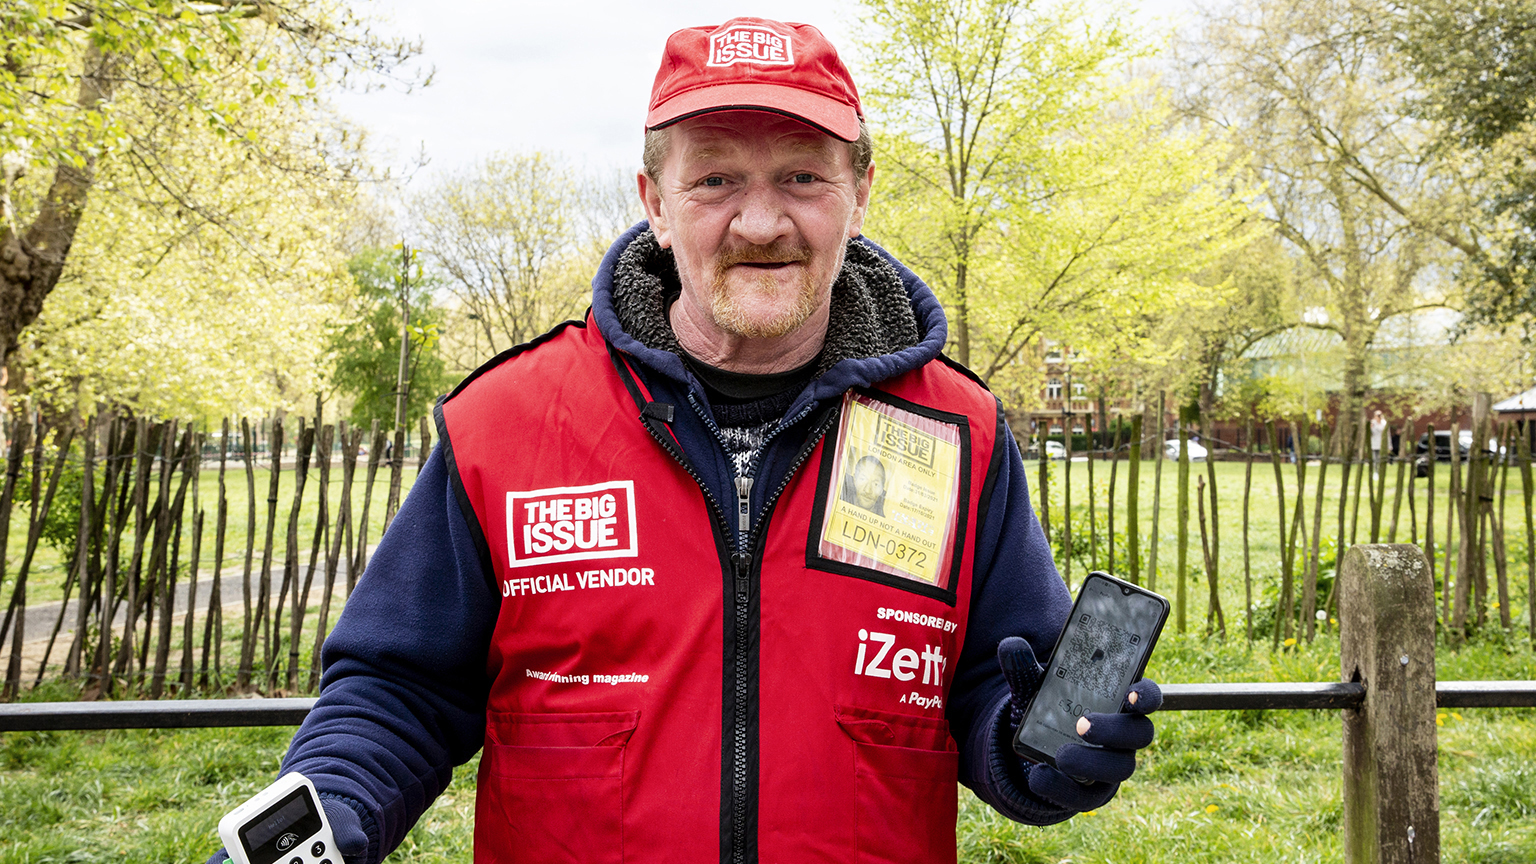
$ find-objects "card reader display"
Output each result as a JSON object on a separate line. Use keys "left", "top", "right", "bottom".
{"left": 219, "top": 772, "right": 343, "bottom": 864}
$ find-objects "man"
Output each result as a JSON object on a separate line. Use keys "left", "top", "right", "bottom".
{"left": 841, "top": 454, "right": 887, "bottom": 515}
{"left": 211, "top": 17, "right": 1157, "bottom": 863}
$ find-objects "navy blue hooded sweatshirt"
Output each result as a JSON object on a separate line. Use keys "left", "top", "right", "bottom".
{"left": 268, "top": 225, "right": 1074, "bottom": 862}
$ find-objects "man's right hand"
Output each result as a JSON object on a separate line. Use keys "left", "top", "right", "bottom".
{"left": 206, "top": 795, "right": 369, "bottom": 864}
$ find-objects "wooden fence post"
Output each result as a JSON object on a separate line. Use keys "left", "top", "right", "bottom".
{"left": 1340, "top": 543, "right": 1438, "bottom": 864}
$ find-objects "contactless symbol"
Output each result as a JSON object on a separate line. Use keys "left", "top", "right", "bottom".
{"left": 276, "top": 832, "right": 299, "bottom": 851}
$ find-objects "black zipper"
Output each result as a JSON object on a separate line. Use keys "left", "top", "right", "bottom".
{"left": 632, "top": 408, "right": 747, "bottom": 864}
{"left": 723, "top": 407, "right": 838, "bottom": 864}
{"left": 645, "top": 393, "right": 838, "bottom": 864}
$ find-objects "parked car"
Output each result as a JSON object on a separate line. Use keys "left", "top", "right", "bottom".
{"left": 1414, "top": 429, "right": 1502, "bottom": 477}
{"left": 1045, "top": 440, "right": 1067, "bottom": 460}
{"left": 1164, "top": 439, "right": 1208, "bottom": 462}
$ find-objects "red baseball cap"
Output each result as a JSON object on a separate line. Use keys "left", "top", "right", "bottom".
{"left": 646, "top": 17, "right": 864, "bottom": 142}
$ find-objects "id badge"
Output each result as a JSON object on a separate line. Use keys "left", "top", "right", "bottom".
{"left": 811, "top": 391, "right": 968, "bottom": 600}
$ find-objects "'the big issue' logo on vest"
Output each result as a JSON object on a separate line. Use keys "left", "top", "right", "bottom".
{"left": 506, "top": 480, "right": 639, "bottom": 567}
{"left": 708, "top": 24, "right": 793, "bottom": 67}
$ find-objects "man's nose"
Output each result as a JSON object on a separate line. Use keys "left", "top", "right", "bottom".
{"left": 731, "top": 180, "right": 791, "bottom": 246}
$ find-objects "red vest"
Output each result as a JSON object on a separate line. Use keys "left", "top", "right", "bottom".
{"left": 437, "top": 315, "right": 1001, "bottom": 864}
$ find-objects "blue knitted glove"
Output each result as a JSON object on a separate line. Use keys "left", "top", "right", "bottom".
{"left": 976, "top": 636, "right": 1160, "bottom": 822}
{"left": 206, "top": 795, "right": 370, "bottom": 864}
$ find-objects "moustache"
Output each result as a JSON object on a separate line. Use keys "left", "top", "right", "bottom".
{"left": 715, "top": 243, "right": 811, "bottom": 269}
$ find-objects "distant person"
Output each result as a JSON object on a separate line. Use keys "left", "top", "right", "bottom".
{"left": 1370, "top": 410, "right": 1388, "bottom": 472}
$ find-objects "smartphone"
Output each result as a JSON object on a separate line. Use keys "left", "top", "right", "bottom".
{"left": 218, "top": 772, "right": 344, "bottom": 864}
{"left": 1012, "top": 571, "right": 1169, "bottom": 767}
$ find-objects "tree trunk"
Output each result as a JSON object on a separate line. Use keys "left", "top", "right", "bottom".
{"left": 0, "top": 45, "right": 116, "bottom": 366}
{"left": 1450, "top": 423, "right": 1468, "bottom": 635}
{"left": 953, "top": 260, "right": 970, "bottom": 367}
{"left": 1423, "top": 424, "right": 1436, "bottom": 620}
{"left": 1388, "top": 419, "right": 1410, "bottom": 541}
{"left": 1087, "top": 431, "right": 1097, "bottom": 572}
{"left": 1127, "top": 414, "right": 1142, "bottom": 586}
{"left": 1037, "top": 424, "right": 1050, "bottom": 560}
{"left": 1303, "top": 421, "right": 1331, "bottom": 641}
{"left": 1493, "top": 422, "right": 1511, "bottom": 629}
{"left": 1242, "top": 415, "right": 1254, "bottom": 643}
{"left": 1176, "top": 410, "right": 1191, "bottom": 633}
{"left": 1519, "top": 421, "right": 1534, "bottom": 644}
{"left": 1064, "top": 423, "right": 1073, "bottom": 591}
{"left": 1107, "top": 420, "right": 1122, "bottom": 575}
{"left": 1148, "top": 392, "right": 1165, "bottom": 593}
{"left": 1267, "top": 420, "right": 1289, "bottom": 650}
{"left": 1196, "top": 474, "right": 1224, "bottom": 639}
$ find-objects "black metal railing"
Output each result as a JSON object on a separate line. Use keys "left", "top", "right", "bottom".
{"left": 2, "top": 680, "right": 1532, "bottom": 732}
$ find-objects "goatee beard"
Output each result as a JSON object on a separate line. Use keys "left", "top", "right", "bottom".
{"left": 707, "top": 241, "right": 825, "bottom": 339}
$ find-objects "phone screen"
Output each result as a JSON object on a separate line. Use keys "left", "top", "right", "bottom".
{"left": 1012, "top": 572, "right": 1168, "bottom": 766}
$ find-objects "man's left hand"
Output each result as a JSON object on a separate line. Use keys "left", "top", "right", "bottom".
{"left": 997, "top": 635, "right": 1161, "bottom": 812}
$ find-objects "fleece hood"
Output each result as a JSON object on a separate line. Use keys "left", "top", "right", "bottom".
{"left": 589, "top": 221, "right": 949, "bottom": 418}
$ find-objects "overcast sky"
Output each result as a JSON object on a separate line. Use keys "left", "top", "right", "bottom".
{"left": 332, "top": 0, "right": 1196, "bottom": 186}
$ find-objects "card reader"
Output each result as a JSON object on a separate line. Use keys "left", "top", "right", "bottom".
{"left": 218, "top": 772, "right": 344, "bottom": 864}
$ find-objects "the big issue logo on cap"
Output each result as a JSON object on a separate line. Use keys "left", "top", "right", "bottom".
{"left": 708, "top": 23, "right": 794, "bottom": 67}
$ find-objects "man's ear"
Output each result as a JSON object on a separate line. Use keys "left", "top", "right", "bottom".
{"left": 637, "top": 171, "right": 671, "bottom": 248}
{"left": 848, "top": 162, "right": 875, "bottom": 239}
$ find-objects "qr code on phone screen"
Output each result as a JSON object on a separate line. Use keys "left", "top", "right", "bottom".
{"left": 1054, "top": 614, "right": 1137, "bottom": 702}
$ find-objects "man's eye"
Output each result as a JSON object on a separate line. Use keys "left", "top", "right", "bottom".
{"left": 703, "top": 177, "right": 724, "bottom": 187}
{"left": 794, "top": 173, "right": 815, "bottom": 183}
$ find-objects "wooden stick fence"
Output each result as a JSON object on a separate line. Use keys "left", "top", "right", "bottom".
{"left": 0, "top": 409, "right": 425, "bottom": 699}
{"left": 7, "top": 392, "right": 1536, "bottom": 699}
{"left": 1031, "top": 394, "right": 1536, "bottom": 648}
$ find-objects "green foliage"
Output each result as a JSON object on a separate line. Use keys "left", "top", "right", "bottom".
{"left": 2, "top": 0, "right": 418, "bottom": 175}
{"left": 330, "top": 247, "right": 455, "bottom": 430}
{"left": 3, "top": 1, "right": 422, "bottom": 420}
{"left": 413, "top": 152, "right": 627, "bottom": 364}
{"left": 1398, "top": 0, "right": 1536, "bottom": 329}
{"left": 857, "top": 0, "right": 1257, "bottom": 409}
{"left": 1182, "top": 0, "right": 1461, "bottom": 423}
{"left": 1399, "top": 0, "right": 1536, "bottom": 150}
{"left": 1247, "top": 535, "right": 1338, "bottom": 642}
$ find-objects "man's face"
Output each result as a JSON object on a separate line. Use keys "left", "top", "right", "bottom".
{"left": 639, "top": 111, "right": 873, "bottom": 341}
{"left": 853, "top": 459, "right": 885, "bottom": 508}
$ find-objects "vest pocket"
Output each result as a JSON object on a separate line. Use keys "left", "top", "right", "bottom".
{"left": 477, "top": 710, "right": 639, "bottom": 864}
{"left": 836, "top": 705, "right": 959, "bottom": 864}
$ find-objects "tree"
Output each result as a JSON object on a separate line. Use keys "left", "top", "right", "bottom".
{"left": 1178, "top": 0, "right": 1457, "bottom": 423}
{"left": 1183, "top": 232, "right": 1295, "bottom": 419}
{"left": 0, "top": 0, "right": 418, "bottom": 372}
{"left": 331, "top": 247, "right": 453, "bottom": 429}
{"left": 16, "top": 67, "right": 369, "bottom": 420}
{"left": 855, "top": 0, "right": 1254, "bottom": 409}
{"left": 1395, "top": 0, "right": 1536, "bottom": 328}
{"left": 414, "top": 153, "right": 638, "bottom": 362}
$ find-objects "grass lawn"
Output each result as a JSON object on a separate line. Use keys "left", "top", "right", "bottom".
{"left": 2, "top": 454, "right": 1533, "bottom": 861}
{"left": 2, "top": 634, "right": 1533, "bottom": 862}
